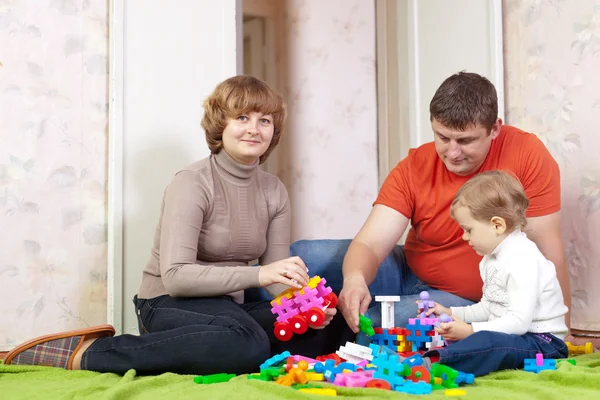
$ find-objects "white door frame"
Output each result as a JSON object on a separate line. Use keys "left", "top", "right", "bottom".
{"left": 107, "top": 0, "right": 124, "bottom": 334}
{"left": 106, "top": 0, "right": 243, "bottom": 334}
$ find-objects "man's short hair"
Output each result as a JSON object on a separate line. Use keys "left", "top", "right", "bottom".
{"left": 430, "top": 71, "right": 498, "bottom": 132}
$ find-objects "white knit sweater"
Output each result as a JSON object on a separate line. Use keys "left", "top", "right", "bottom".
{"left": 451, "top": 230, "right": 568, "bottom": 339}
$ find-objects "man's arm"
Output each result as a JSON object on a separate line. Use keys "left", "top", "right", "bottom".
{"left": 525, "top": 212, "right": 571, "bottom": 329}
{"left": 339, "top": 204, "right": 410, "bottom": 331}
{"left": 343, "top": 204, "right": 410, "bottom": 285}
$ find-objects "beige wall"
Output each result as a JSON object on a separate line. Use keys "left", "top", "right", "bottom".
{"left": 503, "top": 0, "right": 600, "bottom": 330}
{"left": 0, "top": 0, "right": 109, "bottom": 349}
{"left": 274, "top": 0, "right": 379, "bottom": 241}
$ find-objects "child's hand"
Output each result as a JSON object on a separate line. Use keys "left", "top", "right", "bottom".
{"left": 434, "top": 315, "right": 473, "bottom": 341}
{"left": 417, "top": 301, "right": 452, "bottom": 318}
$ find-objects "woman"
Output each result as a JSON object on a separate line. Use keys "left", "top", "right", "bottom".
{"left": 5, "top": 76, "right": 354, "bottom": 375}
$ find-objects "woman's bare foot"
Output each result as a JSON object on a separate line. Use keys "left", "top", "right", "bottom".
{"left": 71, "top": 338, "right": 98, "bottom": 370}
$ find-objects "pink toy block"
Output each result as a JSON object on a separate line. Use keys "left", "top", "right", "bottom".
{"left": 270, "top": 276, "right": 338, "bottom": 341}
{"left": 333, "top": 370, "right": 374, "bottom": 387}
{"left": 295, "top": 286, "right": 325, "bottom": 313}
{"left": 536, "top": 353, "right": 544, "bottom": 366}
{"left": 292, "top": 355, "right": 319, "bottom": 364}
{"left": 408, "top": 317, "right": 439, "bottom": 326}
{"left": 271, "top": 295, "right": 298, "bottom": 323}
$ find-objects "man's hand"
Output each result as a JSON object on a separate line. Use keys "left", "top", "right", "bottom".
{"left": 311, "top": 308, "right": 336, "bottom": 330}
{"left": 418, "top": 301, "right": 452, "bottom": 318}
{"left": 434, "top": 315, "right": 473, "bottom": 341}
{"left": 339, "top": 275, "right": 372, "bottom": 333}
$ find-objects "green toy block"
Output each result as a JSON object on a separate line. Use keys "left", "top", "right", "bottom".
{"left": 557, "top": 359, "right": 577, "bottom": 366}
{"left": 359, "top": 314, "right": 375, "bottom": 337}
{"left": 194, "top": 373, "right": 236, "bottom": 384}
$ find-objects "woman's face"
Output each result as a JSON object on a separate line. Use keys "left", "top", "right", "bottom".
{"left": 222, "top": 111, "right": 274, "bottom": 165}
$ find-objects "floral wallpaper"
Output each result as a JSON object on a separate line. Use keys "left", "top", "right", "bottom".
{"left": 503, "top": 0, "right": 600, "bottom": 330}
{"left": 0, "top": 0, "right": 108, "bottom": 350}
{"left": 275, "top": 0, "right": 379, "bottom": 241}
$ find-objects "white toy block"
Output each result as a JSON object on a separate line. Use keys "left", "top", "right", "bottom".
{"left": 375, "top": 296, "right": 401, "bottom": 329}
{"left": 336, "top": 342, "right": 374, "bottom": 364}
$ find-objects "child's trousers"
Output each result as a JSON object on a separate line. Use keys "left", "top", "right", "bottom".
{"left": 425, "top": 331, "right": 568, "bottom": 376}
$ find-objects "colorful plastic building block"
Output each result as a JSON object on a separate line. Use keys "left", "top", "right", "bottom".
{"left": 417, "top": 291, "right": 435, "bottom": 318}
{"left": 565, "top": 341, "right": 594, "bottom": 356}
{"left": 333, "top": 369, "right": 374, "bottom": 387}
{"left": 524, "top": 353, "right": 557, "bottom": 373}
{"left": 270, "top": 276, "right": 337, "bottom": 341}
{"left": 336, "top": 341, "right": 374, "bottom": 364}
{"left": 375, "top": 296, "right": 401, "bottom": 329}
{"left": 372, "top": 352, "right": 411, "bottom": 389}
{"left": 430, "top": 363, "right": 460, "bottom": 389}
{"left": 406, "top": 319, "right": 436, "bottom": 351}
{"left": 260, "top": 350, "right": 291, "bottom": 370}
{"left": 395, "top": 380, "right": 433, "bottom": 395}
{"left": 193, "top": 373, "right": 235, "bottom": 384}
{"left": 359, "top": 314, "right": 375, "bottom": 336}
{"left": 557, "top": 359, "right": 576, "bottom": 366}
{"left": 445, "top": 388, "right": 467, "bottom": 396}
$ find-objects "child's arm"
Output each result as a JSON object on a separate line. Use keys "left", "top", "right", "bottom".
{"left": 451, "top": 301, "right": 490, "bottom": 323}
{"left": 470, "top": 255, "right": 539, "bottom": 335}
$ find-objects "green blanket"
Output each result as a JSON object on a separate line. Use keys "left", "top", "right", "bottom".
{"left": 2, "top": 354, "right": 600, "bottom": 399}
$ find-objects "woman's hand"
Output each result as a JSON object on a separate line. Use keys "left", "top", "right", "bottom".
{"left": 258, "top": 256, "right": 309, "bottom": 289}
{"left": 417, "top": 301, "right": 452, "bottom": 318}
{"left": 434, "top": 315, "right": 473, "bottom": 341}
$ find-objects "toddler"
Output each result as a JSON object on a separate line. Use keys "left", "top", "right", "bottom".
{"left": 420, "top": 170, "right": 568, "bottom": 376}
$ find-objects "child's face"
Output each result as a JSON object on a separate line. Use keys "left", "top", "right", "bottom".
{"left": 453, "top": 206, "right": 506, "bottom": 256}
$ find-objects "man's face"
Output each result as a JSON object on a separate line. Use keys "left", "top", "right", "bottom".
{"left": 432, "top": 118, "right": 501, "bottom": 176}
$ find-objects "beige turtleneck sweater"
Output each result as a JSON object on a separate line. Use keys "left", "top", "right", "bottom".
{"left": 137, "top": 150, "right": 291, "bottom": 304}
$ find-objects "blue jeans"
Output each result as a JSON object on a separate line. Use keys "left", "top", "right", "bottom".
{"left": 425, "top": 331, "right": 568, "bottom": 376}
{"left": 81, "top": 294, "right": 355, "bottom": 375}
{"left": 286, "top": 239, "right": 474, "bottom": 328}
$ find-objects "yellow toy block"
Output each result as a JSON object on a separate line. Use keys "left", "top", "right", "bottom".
{"left": 566, "top": 341, "right": 594, "bottom": 356}
{"left": 445, "top": 388, "right": 466, "bottom": 396}
{"left": 270, "top": 276, "right": 323, "bottom": 306}
{"left": 298, "top": 388, "right": 337, "bottom": 396}
{"left": 305, "top": 372, "right": 324, "bottom": 381}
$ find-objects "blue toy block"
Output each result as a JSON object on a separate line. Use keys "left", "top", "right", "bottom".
{"left": 456, "top": 370, "right": 475, "bottom": 384}
{"left": 259, "top": 351, "right": 290, "bottom": 370}
{"left": 406, "top": 319, "right": 434, "bottom": 351}
{"left": 313, "top": 359, "right": 336, "bottom": 374}
{"left": 395, "top": 381, "right": 433, "bottom": 395}
{"left": 372, "top": 352, "right": 410, "bottom": 388}
{"left": 372, "top": 328, "right": 399, "bottom": 349}
{"left": 524, "top": 358, "right": 557, "bottom": 373}
{"left": 402, "top": 354, "right": 424, "bottom": 368}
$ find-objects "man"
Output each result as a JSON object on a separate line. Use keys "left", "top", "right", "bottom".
{"left": 336, "top": 71, "right": 571, "bottom": 335}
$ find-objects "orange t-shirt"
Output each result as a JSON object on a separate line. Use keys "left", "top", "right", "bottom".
{"left": 374, "top": 125, "right": 561, "bottom": 301}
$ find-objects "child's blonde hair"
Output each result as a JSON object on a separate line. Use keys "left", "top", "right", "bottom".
{"left": 450, "top": 170, "right": 530, "bottom": 231}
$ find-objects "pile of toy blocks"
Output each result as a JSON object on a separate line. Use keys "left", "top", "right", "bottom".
{"left": 192, "top": 282, "right": 595, "bottom": 396}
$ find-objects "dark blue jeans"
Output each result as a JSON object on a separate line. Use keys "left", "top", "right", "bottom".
{"left": 425, "top": 331, "right": 568, "bottom": 376}
{"left": 287, "top": 239, "right": 474, "bottom": 328}
{"left": 81, "top": 294, "right": 355, "bottom": 375}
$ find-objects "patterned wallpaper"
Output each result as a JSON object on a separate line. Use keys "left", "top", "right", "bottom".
{"left": 275, "top": 0, "right": 379, "bottom": 241}
{"left": 503, "top": 0, "right": 600, "bottom": 330}
{"left": 0, "top": 0, "right": 108, "bottom": 349}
